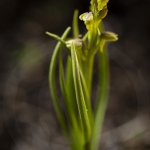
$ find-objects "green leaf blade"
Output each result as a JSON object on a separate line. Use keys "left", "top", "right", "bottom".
{"left": 49, "top": 27, "right": 71, "bottom": 137}
{"left": 73, "top": 10, "right": 79, "bottom": 38}
{"left": 71, "top": 42, "right": 92, "bottom": 144}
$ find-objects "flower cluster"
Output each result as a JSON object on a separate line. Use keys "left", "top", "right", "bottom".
{"left": 79, "top": 0, "right": 109, "bottom": 31}
{"left": 78, "top": 0, "right": 118, "bottom": 52}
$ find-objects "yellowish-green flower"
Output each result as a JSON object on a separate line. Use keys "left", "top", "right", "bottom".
{"left": 79, "top": 12, "right": 94, "bottom": 30}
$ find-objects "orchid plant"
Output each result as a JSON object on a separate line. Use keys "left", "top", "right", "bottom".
{"left": 46, "top": 0, "right": 118, "bottom": 150}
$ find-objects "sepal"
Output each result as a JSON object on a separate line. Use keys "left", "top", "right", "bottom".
{"left": 101, "top": 31, "right": 118, "bottom": 41}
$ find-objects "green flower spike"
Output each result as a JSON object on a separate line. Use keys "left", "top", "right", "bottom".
{"left": 47, "top": 1, "right": 118, "bottom": 150}
{"left": 79, "top": 12, "right": 94, "bottom": 30}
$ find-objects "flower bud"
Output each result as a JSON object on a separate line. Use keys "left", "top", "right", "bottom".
{"left": 97, "top": 0, "right": 109, "bottom": 11}
{"left": 101, "top": 31, "right": 118, "bottom": 41}
{"left": 97, "top": 8, "right": 108, "bottom": 20}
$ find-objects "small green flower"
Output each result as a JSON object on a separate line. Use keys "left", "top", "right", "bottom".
{"left": 66, "top": 38, "right": 82, "bottom": 49}
{"left": 79, "top": 12, "right": 94, "bottom": 30}
{"left": 79, "top": 12, "right": 93, "bottom": 22}
{"left": 99, "top": 31, "right": 118, "bottom": 52}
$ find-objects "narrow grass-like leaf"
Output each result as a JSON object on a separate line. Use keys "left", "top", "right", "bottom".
{"left": 82, "top": 31, "right": 89, "bottom": 41}
{"left": 71, "top": 42, "right": 91, "bottom": 143}
{"left": 73, "top": 10, "right": 79, "bottom": 38}
{"left": 65, "top": 57, "right": 77, "bottom": 114}
{"left": 49, "top": 27, "right": 71, "bottom": 137}
{"left": 63, "top": 56, "right": 86, "bottom": 150}
{"left": 59, "top": 50, "right": 79, "bottom": 130}
{"left": 59, "top": 50, "right": 85, "bottom": 150}
{"left": 46, "top": 31, "right": 66, "bottom": 46}
{"left": 81, "top": 55, "right": 94, "bottom": 96}
{"left": 46, "top": 31, "right": 71, "bottom": 55}
{"left": 79, "top": 67, "right": 93, "bottom": 128}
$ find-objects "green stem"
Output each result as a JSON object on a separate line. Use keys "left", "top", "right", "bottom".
{"left": 90, "top": 45, "right": 109, "bottom": 150}
{"left": 82, "top": 54, "right": 94, "bottom": 96}
{"left": 79, "top": 65, "right": 94, "bottom": 130}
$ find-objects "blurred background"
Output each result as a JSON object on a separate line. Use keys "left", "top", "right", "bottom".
{"left": 0, "top": 0, "right": 150, "bottom": 150}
